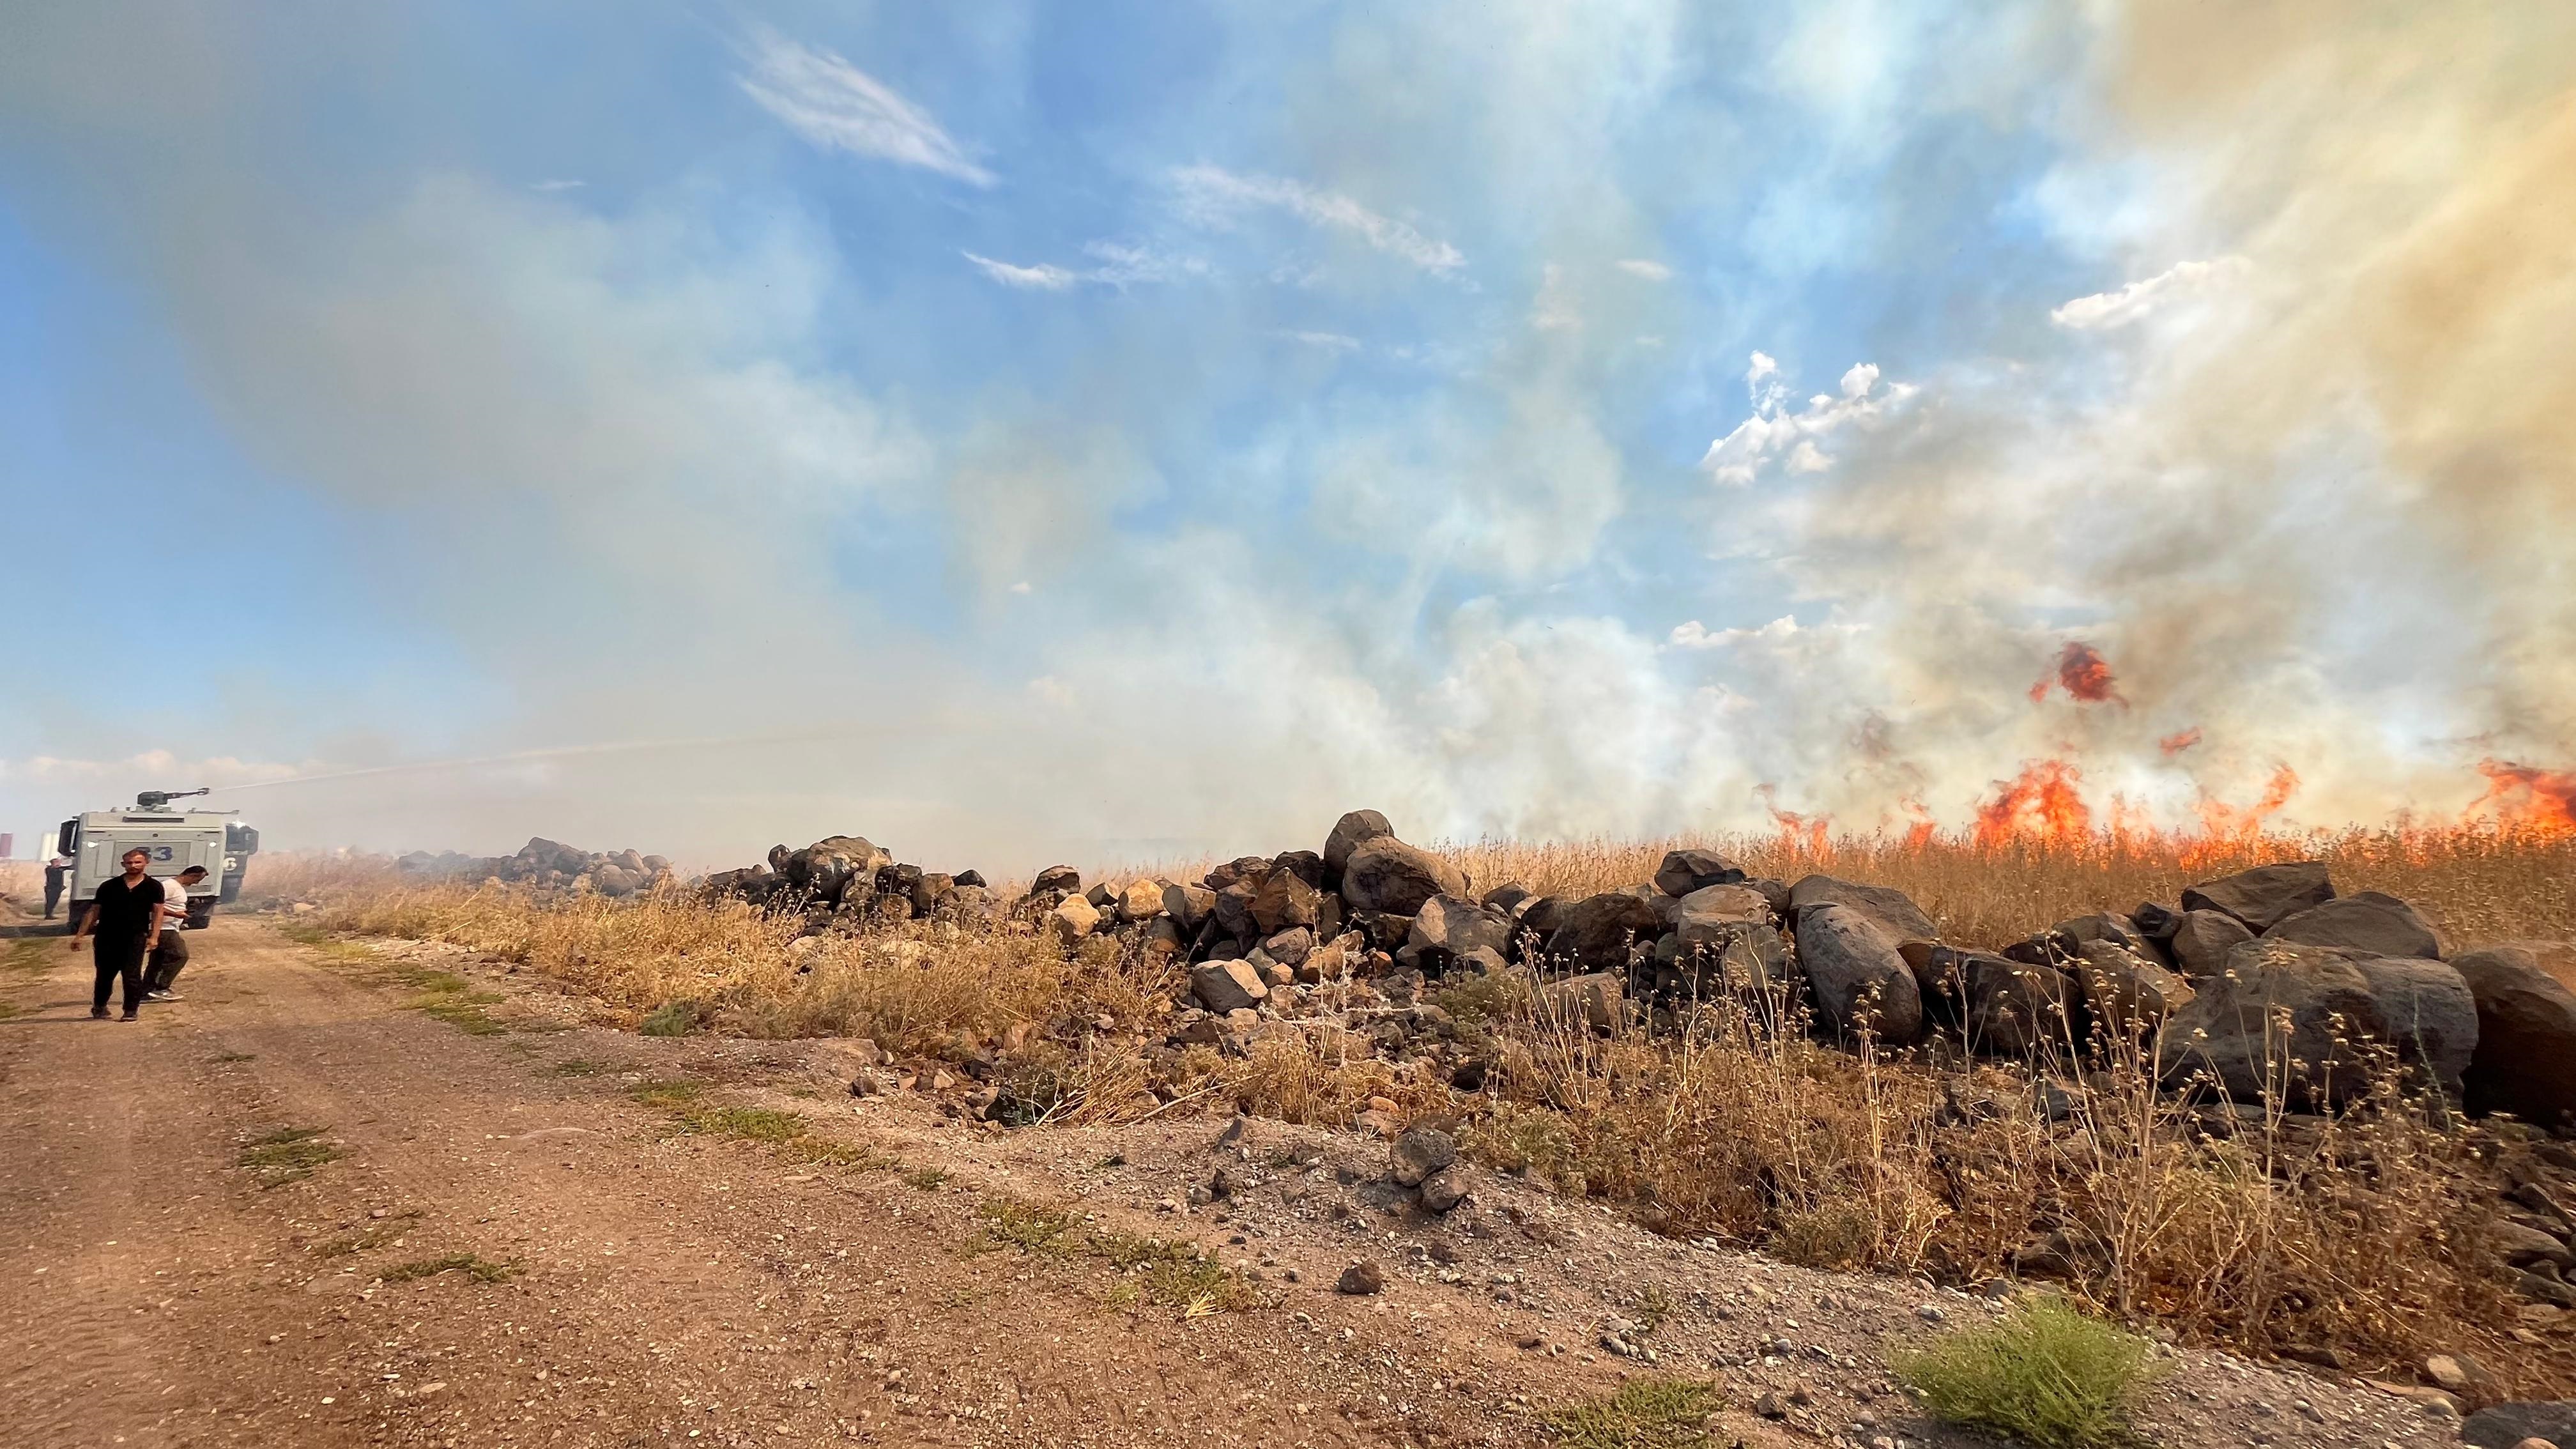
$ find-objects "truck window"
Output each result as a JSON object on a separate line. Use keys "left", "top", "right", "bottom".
{"left": 57, "top": 820, "right": 77, "bottom": 856}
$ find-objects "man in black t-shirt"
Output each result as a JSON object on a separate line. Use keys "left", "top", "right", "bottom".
{"left": 68, "top": 848, "right": 164, "bottom": 1020}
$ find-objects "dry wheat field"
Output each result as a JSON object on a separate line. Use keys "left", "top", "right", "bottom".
{"left": 250, "top": 823, "right": 2576, "bottom": 1396}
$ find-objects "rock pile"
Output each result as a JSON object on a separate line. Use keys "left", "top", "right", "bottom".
{"left": 711, "top": 812, "right": 2576, "bottom": 1142}
{"left": 702, "top": 835, "right": 992, "bottom": 926}
{"left": 1010, "top": 813, "right": 2576, "bottom": 1132}
{"left": 398, "top": 838, "right": 673, "bottom": 898}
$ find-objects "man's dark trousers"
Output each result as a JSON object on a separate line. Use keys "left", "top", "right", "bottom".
{"left": 43, "top": 868, "right": 66, "bottom": 919}
{"left": 93, "top": 935, "right": 146, "bottom": 1015}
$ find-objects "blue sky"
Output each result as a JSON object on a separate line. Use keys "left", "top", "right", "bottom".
{"left": 3, "top": 2, "right": 2569, "bottom": 868}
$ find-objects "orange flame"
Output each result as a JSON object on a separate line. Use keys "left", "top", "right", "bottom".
{"left": 1973, "top": 760, "right": 2094, "bottom": 849}
{"left": 2469, "top": 760, "right": 2576, "bottom": 841}
{"left": 1754, "top": 784, "right": 1832, "bottom": 857}
{"left": 1897, "top": 797, "right": 1937, "bottom": 852}
{"left": 2032, "top": 641, "right": 2123, "bottom": 705}
{"left": 2182, "top": 765, "right": 2301, "bottom": 868}
{"left": 2158, "top": 726, "right": 2203, "bottom": 756}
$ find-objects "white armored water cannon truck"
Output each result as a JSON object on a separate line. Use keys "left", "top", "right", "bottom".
{"left": 54, "top": 788, "right": 260, "bottom": 932}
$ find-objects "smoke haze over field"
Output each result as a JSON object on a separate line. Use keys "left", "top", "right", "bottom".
{"left": 3, "top": 3, "right": 2570, "bottom": 871}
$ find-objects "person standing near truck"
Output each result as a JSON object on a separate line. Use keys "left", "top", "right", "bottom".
{"left": 145, "top": 864, "right": 207, "bottom": 1001}
{"left": 66, "top": 848, "right": 162, "bottom": 1020}
{"left": 43, "top": 853, "right": 71, "bottom": 919}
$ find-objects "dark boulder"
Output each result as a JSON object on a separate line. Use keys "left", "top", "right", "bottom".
{"left": 1544, "top": 892, "right": 1670, "bottom": 974}
{"left": 1788, "top": 875, "right": 1937, "bottom": 947}
{"left": 1793, "top": 903, "right": 1923, "bottom": 1042}
{"left": 2072, "top": 940, "right": 2193, "bottom": 1041}
{"left": 1204, "top": 855, "right": 1274, "bottom": 891}
{"left": 2453, "top": 942, "right": 2576, "bottom": 1128}
{"left": 1269, "top": 850, "right": 1327, "bottom": 891}
{"left": 2131, "top": 900, "right": 2185, "bottom": 942}
{"left": 2461, "top": 1401, "right": 2576, "bottom": 1449}
{"left": 1213, "top": 881, "right": 1261, "bottom": 940}
{"left": 1512, "top": 894, "right": 1570, "bottom": 941}
{"left": 2168, "top": 910, "right": 2255, "bottom": 979}
{"left": 1405, "top": 894, "right": 1512, "bottom": 969}
{"left": 1322, "top": 809, "right": 1395, "bottom": 880}
{"left": 1251, "top": 870, "right": 1322, "bottom": 933}
{"left": 1671, "top": 884, "right": 1773, "bottom": 953}
{"left": 785, "top": 836, "right": 889, "bottom": 902}
{"left": 1030, "top": 864, "right": 1081, "bottom": 897}
{"left": 1162, "top": 882, "right": 1216, "bottom": 932}
{"left": 1339, "top": 837, "right": 1467, "bottom": 916}
{"left": 2265, "top": 891, "right": 2442, "bottom": 960}
{"left": 2181, "top": 860, "right": 2335, "bottom": 931}
{"left": 2159, "top": 939, "right": 2475, "bottom": 1107}
{"left": 1653, "top": 848, "right": 1748, "bottom": 898}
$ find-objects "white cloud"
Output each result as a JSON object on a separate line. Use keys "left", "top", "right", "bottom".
{"left": 1170, "top": 164, "right": 1464, "bottom": 274}
{"left": 1667, "top": 615, "right": 1857, "bottom": 650}
{"left": 1278, "top": 330, "right": 1361, "bottom": 352}
{"left": 1081, "top": 240, "right": 1209, "bottom": 286}
{"left": 528, "top": 179, "right": 586, "bottom": 192}
{"left": 961, "top": 251, "right": 1079, "bottom": 289}
{"left": 960, "top": 241, "right": 1208, "bottom": 291}
{"left": 1615, "top": 257, "right": 1672, "bottom": 281}
{"left": 737, "top": 26, "right": 994, "bottom": 187}
{"left": 2050, "top": 256, "right": 2250, "bottom": 330}
{"left": 1701, "top": 353, "right": 1918, "bottom": 485}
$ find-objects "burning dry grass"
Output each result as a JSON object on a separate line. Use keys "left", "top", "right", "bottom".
{"left": 1446, "top": 824, "right": 2576, "bottom": 951}
{"left": 291, "top": 825, "right": 2576, "bottom": 1393}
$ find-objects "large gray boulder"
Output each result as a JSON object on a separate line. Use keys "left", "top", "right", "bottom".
{"left": 1406, "top": 894, "right": 1512, "bottom": 965}
{"left": 1030, "top": 864, "right": 1081, "bottom": 897}
{"left": 1788, "top": 875, "right": 1937, "bottom": 947}
{"left": 1322, "top": 809, "right": 1396, "bottom": 880}
{"left": 1535, "top": 971, "right": 1625, "bottom": 1033}
{"left": 2462, "top": 1401, "right": 2576, "bottom": 1449}
{"left": 1544, "top": 892, "right": 1670, "bottom": 974}
{"left": 2073, "top": 940, "right": 2193, "bottom": 1041}
{"left": 1192, "top": 959, "right": 1269, "bottom": 1014}
{"left": 2453, "top": 942, "right": 2576, "bottom": 1128}
{"left": 1671, "top": 884, "right": 1773, "bottom": 952}
{"left": 2167, "top": 909, "right": 2254, "bottom": 979}
{"left": 2181, "top": 861, "right": 2334, "bottom": 931}
{"left": 1919, "top": 949, "right": 2069, "bottom": 1057}
{"left": 1653, "top": 848, "right": 1748, "bottom": 898}
{"left": 1794, "top": 903, "right": 1923, "bottom": 1042}
{"left": 1657, "top": 923, "right": 1794, "bottom": 999}
{"left": 1162, "top": 881, "right": 1216, "bottom": 931}
{"left": 2159, "top": 940, "right": 2476, "bottom": 1107}
{"left": 1339, "top": 836, "right": 1467, "bottom": 916}
{"left": 785, "top": 836, "right": 890, "bottom": 903}
{"left": 2264, "top": 891, "right": 2442, "bottom": 960}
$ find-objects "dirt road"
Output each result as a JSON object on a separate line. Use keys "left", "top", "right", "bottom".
{"left": 0, "top": 919, "right": 2459, "bottom": 1449}
{"left": 0, "top": 919, "right": 1552, "bottom": 1447}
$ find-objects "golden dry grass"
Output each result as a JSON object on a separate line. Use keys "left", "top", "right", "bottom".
{"left": 1443, "top": 824, "right": 2576, "bottom": 949}
{"left": 288, "top": 825, "right": 2576, "bottom": 1393}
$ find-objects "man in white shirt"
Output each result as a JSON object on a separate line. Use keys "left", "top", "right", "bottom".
{"left": 146, "top": 864, "right": 208, "bottom": 1002}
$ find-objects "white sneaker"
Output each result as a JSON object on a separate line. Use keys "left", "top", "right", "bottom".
{"left": 146, "top": 990, "right": 183, "bottom": 1002}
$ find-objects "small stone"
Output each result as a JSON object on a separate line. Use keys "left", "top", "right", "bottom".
{"left": 1390, "top": 1124, "right": 1458, "bottom": 1188}
{"left": 1914, "top": 1303, "right": 1945, "bottom": 1322}
{"left": 1420, "top": 1165, "right": 1472, "bottom": 1213}
{"left": 1337, "top": 1261, "right": 1385, "bottom": 1296}
{"left": 1755, "top": 1389, "right": 1788, "bottom": 1420}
